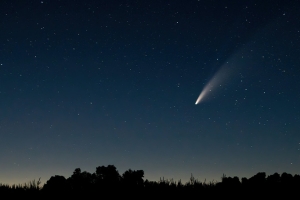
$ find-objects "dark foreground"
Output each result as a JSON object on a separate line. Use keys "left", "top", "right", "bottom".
{"left": 1, "top": 165, "right": 300, "bottom": 199}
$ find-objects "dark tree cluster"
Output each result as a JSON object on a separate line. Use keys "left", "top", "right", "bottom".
{"left": 217, "top": 172, "right": 300, "bottom": 198}
{"left": 1, "top": 166, "right": 300, "bottom": 199}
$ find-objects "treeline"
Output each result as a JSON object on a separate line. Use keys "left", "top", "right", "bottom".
{"left": 1, "top": 165, "right": 300, "bottom": 198}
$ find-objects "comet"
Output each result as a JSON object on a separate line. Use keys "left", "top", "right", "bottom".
{"left": 195, "top": 81, "right": 215, "bottom": 104}
{"left": 195, "top": 63, "right": 232, "bottom": 105}
{"left": 195, "top": 38, "right": 259, "bottom": 105}
{"left": 195, "top": 76, "right": 220, "bottom": 105}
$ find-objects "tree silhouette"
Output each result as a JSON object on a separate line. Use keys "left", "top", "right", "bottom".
{"left": 67, "top": 168, "right": 93, "bottom": 192}
{"left": 94, "top": 165, "right": 120, "bottom": 189}
{"left": 122, "top": 169, "right": 144, "bottom": 188}
{"left": 43, "top": 175, "right": 70, "bottom": 193}
{"left": 266, "top": 172, "right": 280, "bottom": 184}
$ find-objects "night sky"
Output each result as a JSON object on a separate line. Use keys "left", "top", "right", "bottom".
{"left": 1, "top": 0, "right": 300, "bottom": 185}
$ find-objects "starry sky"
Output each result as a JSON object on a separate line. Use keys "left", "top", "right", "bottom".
{"left": 1, "top": 0, "right": 300, "bottom": 185}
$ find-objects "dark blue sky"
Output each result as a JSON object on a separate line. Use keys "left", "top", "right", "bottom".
{"left": 1, "top": 0, "right": 300, "bottom": 185}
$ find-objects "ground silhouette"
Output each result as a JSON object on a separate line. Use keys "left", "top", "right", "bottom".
{"left": 1, "top": 165, "right": 300, "bottom": 198}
